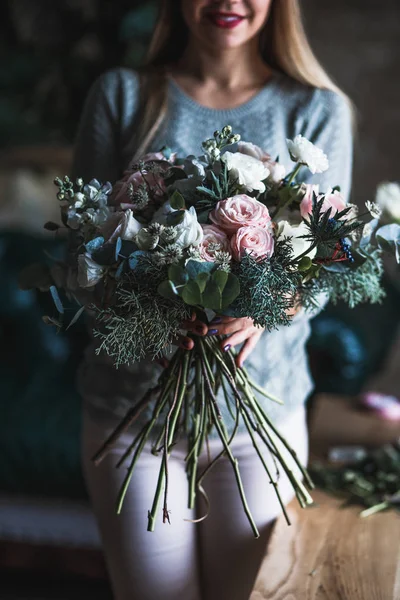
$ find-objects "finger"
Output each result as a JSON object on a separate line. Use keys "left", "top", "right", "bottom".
{"left": 209, "top": 315, "right": 236, "bottom": 324}
{"left": 181, "top": 319, "right": 208, "bottom": 336}
{"left": 236, "top": 332, "right": 263, "bottom": 368}
{"left": 208, "top": 317, "right": 251, "bottom": 337}
{"left": 220, "top": 327, "right": 256, "bottom": 352}
{"left": 174, "top": 334, "right": 195, "bottom": 351}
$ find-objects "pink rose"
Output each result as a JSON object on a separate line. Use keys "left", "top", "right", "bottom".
{"left": 199, "top": 225, "right": 231, "bottom": 262}
{"left": 231, "top": 226, "right": 275, "bottom": 262}
{"left": 300, "top": 185, "right": 347, "bottom": 220}
{"left": 210, "top": 195, "right": 271, "bottom": 235}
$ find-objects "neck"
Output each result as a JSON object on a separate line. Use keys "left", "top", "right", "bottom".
{"left": 175, "top": 37, "right": 272, "bottom": 91}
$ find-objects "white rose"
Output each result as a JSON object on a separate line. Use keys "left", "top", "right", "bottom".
{"left": 375, "top": 182, "right": 400, "bottom": 221}
{"left": 277, "top": 220, "right": 317, "bottom": 260}
{"left": 174, "top": 206, "right": 203, "bottom": 248}
{"left": 286, "top": 135, "right": 329, "bottom": 174}
{"left": 77, "top": 253, "right": 105, "bottom": 288}
{"left": 120, "top": 209, "right": 142, "bottom": 240}
{"left": 221, "top": 151, "right": 270, "bottom": 193}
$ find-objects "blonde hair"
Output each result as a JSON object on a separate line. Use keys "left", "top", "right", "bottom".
{"left": 133, "top": 0, "right": 352, "bottom": 158}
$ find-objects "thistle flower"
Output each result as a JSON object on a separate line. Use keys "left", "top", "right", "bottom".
{"left": 153, "top": 244, "right": 183, "bottom": 265}
{"left": 161, "top": 226, "right": 178, "bottom": 243}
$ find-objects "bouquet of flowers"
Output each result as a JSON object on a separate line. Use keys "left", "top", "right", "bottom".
{"left": 21, "top": 125, "right": 400, "bottom": 537}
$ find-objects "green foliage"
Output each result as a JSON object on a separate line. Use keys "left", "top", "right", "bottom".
{"left": 300, "top": 246, "right": 385, "bottom": 311}
{"left": 231, "top": 240, "right": 301, "bottom": 329}
{"left": 159, "top": 259, "right": 240, "bottom": 311}
{"left": 93, "top": 254, "right": 191, "bottom": 366}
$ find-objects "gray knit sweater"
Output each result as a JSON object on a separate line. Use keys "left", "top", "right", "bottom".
{"left": 72, "top": 67, "right": 353, "bottom": 436}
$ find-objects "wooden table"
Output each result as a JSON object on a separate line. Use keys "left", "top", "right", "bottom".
{"left": 251, "top": 490, "right": 400, "bottom": 600}
{"left": 251, "top": 394, "right": 400, "bottom": 600}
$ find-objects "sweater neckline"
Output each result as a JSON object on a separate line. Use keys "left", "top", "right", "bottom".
{"left": 167, "top": 72, "right": 283, "bottom": 118}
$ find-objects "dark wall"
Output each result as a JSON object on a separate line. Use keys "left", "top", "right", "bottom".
{"left": 302, "top": 0, "right": 400, "bottom": 203}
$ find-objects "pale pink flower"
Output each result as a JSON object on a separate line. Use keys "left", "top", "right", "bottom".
{"left": 300, "top": 185, "right": 347, "bottom": 220}
{"left": 238, "top": 141, "right": 271, "bottom": 163}
{"left": 231, "top": 226, "right": 275, "bottom": 261}
{"left": 210, "top": 195, "right": 271, "bottom": 235}
{"left": 238, "top": 141, "right": 286, "bottom": 183}
{"left": 199, "top": 225, "right": 231, "bottom": 262}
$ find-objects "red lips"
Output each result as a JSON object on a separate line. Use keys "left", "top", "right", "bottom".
{"left": 206, "top": 12, "right": 246, "bottom": 29}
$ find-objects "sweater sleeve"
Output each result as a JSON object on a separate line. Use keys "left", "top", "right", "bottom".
{"left": 71, "top": 68, "right": 135, "bottom": 184}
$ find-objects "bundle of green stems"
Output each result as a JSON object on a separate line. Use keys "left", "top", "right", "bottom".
{"left": 92, "top": 335, "right": 314, "bottom": 538}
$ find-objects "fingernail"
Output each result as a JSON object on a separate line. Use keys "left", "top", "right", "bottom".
{"left": 211, "top": 317, "right": 222, "bottom": 324}
{"left": 207, "top": 329, "right": 218, "bottom": 336}
{"left": 196, "top": 325, "right": 205, "bottom": 334}
{"left": 182, "top": 340, "right": 191, "bottom": 349}
{"left": 223, "top": 344, "right": 231, "bottom": 352}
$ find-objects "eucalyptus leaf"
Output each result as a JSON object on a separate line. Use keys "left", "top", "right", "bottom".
{"left": 212, "top": 269, "right": 228, "bottom": 290}
{"left": 169, "top": 189, "right": 186, "bottom": 210}
{"left": 186, "top": 259, "right": 215, "bottom": 279}
{"left": 298, "top": 256, "right": 312, "bottom": 272}
{"left": 166, "top": 210, "right": 185, "bottom": 226}
{"left": 115, "top": 236, "right": 122, "bottom": 261}
{"left": 376, "top": 224, "right": 400, "bottom": 262}
{"left": 157, "top": 280, "right": 179, "bottom": 301}
{"left": 85, "top": 236, "right": 104, "bottom": 253}
{"left": 129, "top": 250, "right": 148, "bottom": 270}
{"left": 182, "top": 280, "right": 202, "bottom": 305}
{"left": 221, "top": 273, "right": 240, "bottom": 307}
{"left": 168, "top": 264, "right": 188, "bottom": 285}
{"left": 50, "top": 285, "right": 64, "bottom": 314}
{"left": 202, "top": 279, "right": 222, "bottom": 310}
{"left": 322, "top": 262, "right": 350, "bottom": 273}
{"left": 196, "top": 271, "right": 210, "bottom": 293}
{"left": 66, "top": 305, "right": 86, "bottom": 330}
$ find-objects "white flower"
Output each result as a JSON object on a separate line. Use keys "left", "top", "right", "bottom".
{"left": 119, "top": 209, "right": 142, "bottom": 240}
{"left": 277, "top": 220, "right": 317, "bottom": 260}
{"left": 375, "top": 182, "right": 400, "bottom": 221}
{"left": 268, "top": 162, "right": 286, "bottom": 183}
{"left": 174, "top": 206, "right": 203, "bottom": 248}
{"left": 77, "top": 253, "right": 105, "bottom": 288}
{"left": 238, "top": 141, "right": 286, "bottom": 183}
{"left": 221, "top": 151, "right": 270, "bottom": 193}
{"left": 286, "top": 135, "right": 329, "bottom": 174}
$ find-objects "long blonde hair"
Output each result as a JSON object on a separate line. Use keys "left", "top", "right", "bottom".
{"left": 133, "top": 0, "right": 352, "bottom": 158}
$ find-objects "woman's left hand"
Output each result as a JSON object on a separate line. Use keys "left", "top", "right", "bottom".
{"left": 207, "top": 316, "right": 264, "bottom": 368}
{"left": 208, "top": 303, "right": 302, "bottom": 368}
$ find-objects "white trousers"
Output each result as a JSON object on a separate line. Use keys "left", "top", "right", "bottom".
{"left": 81, "top": 404, "right": 309, "bottom": 600}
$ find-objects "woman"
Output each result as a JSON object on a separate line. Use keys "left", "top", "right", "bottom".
{"left": 74, "top": 1, "right": 353, "bottom": 599}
